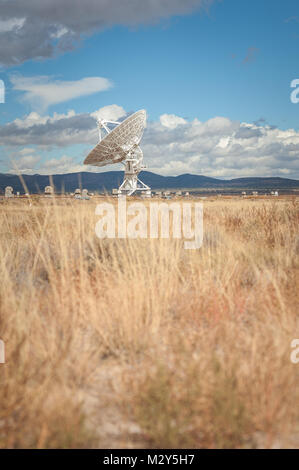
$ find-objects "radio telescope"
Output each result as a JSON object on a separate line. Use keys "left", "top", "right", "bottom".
{"left": 44, "top": 185, "right": 54, "bottom": 196}
{"left": 84, "top": 110, "right": 150, "bottom": 196}
{"left": 5, "top": 186, "right": 13, "bottom": 198}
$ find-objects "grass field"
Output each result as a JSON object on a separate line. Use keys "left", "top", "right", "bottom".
{"left": 0, "top": 195, "right": 298, "bottom": 448}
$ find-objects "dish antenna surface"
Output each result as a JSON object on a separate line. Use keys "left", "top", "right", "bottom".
{"left": 84, "top": 110, "right": 150, "bottom": 196}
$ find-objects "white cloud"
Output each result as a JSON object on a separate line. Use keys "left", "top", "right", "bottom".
{"left": 0, "top": 105, "right": 126, "bottom": 148}
{"left": 41, "top": 155, "right": 85, "bottom": 174}
{"left": 50, "top": 26, "right": 69, "bottom": 39}
{"left": 0, "top": 18, "right": 25, "bottom": 33}
{"left": 10, "top": 75, "right": 113, "bottom": 111}
{"left": 160, "top": 114, "right": 187, "bottom": 129}
{"left": 13, "top": 110, "right": 77, "bottom": 128}
{"left": 0, "top": 1, "right": 213, "bottom": 65}
{"left": 142, "top": 117, "right": 299, "bottom": 178}
{"left": 12, "top": 154, "right": 40, "bottom": 172}
{"left": 91, "top": 104, "right": 126, "bottom": 122}
{"left": 8, "top": 152, "right": 87, "bottom": 175}
{"left": 18, "top": 147, "right": 36, "bottom": 155}
{"left": 1, "top": 107, "right": 299, "bottom": 179}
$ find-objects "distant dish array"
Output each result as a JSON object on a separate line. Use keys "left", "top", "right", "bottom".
{"left": 0, "top": 186, "right": 281, "bottom": 198}
{"left": 84, "top": 110, "right": 150, "bottom": 196}
{"left": 1, "top": 186, "right": 92, "bottom": 198}
{"left": 73, "top": 188, "right": 90, "bottom": 199}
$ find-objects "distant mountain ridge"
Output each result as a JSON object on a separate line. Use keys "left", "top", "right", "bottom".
{"left": 0, "top": 171, "right": 298, "bottom": 194}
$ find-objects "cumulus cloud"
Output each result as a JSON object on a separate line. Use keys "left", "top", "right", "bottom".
{"left": 160, "top": 114, "right": 187, "bottom": 129}
{"left": 91, "top": 104, "right": 126, "bottom": 122}
{"left": 7, "top": 145, "right": 87, "bottom": 174}
{"left": 15, "top": 154, "right": 40, "bottom": 170}
{"left": 234, "top": 126, "right": 263, "bottom": 139}
{"left": 11, "top": 75, "right": 112, "bottom": 111}
{"left": 0, "top": 112, "right": 95, "bottom": 147}
{"left": 0, "top": 17, "right": 25, "bottom": 33}
{"left": 1, "top": 107, "right": 299, "bottom": 178}
{"left": 9, "top": 154, "right": 86, "bottom": 175}
{"left": 8, "top": 147, "right": 41, "bottom": 173}
{"left": 143, "top": 116, "right": 299, "bottom": 178}
{"left": 0, "top": 105, "right": 126, "bottom": 148}
{"left": 13, "top": 110, "right": 77, "bottom": 129}
{"left": 18, "top": 147, "right": 36, "bottom": 155}
{"left": 40, "top": 155, "right": 85, "bottom": 174}
{"left": 0, "top": 0, "right": 212, "bottom": 65}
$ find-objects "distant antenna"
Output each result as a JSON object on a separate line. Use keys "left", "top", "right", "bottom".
{"left": 44, "top": 185, "right": 54, "bottom": 196}
{"left": 82, "top": 189, "right": 90, "bottom": 200}
{"left": 84, "top": 110, "right": 150, "bottom": 196}
{"left": 5, "top": 186, "right": 13, "bottom": 198}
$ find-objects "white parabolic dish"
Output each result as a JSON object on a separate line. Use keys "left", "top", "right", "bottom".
{"left": 83, "top": 110, "right": 146, "bottom": 167}
{"left": 83, "top": 109, "right": 150, "bottom": 196}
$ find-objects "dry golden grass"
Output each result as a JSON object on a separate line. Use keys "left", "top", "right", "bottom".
{"left": 0, "top": 195, "right": 298, "bottom": 448}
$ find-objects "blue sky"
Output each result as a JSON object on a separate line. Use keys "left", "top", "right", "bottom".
{"left": 0, "top": 0, "right": 299, "bottom": 178}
